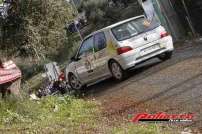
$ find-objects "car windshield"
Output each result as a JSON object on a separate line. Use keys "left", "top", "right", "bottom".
{"left": 111, "top": 17, "right": 160, "bottom": 41}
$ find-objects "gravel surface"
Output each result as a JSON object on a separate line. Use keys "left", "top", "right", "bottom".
{"left": 85, "top": 40, "right": 202, "bottom": 132}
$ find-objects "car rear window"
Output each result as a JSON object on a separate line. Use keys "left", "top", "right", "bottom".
{"left": 111, "top": 17, "right": 160, "bottom": 41}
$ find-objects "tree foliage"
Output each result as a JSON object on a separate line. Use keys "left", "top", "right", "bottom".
{"left": 0, "top": 0, "right": 75, "bottom": 61}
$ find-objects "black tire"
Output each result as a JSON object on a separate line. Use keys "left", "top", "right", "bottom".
{"left": 109, "top": 60, "right": 127, "bottom": 81}
{"left": 158, "top": 51, "right": 173, "bottom": 61}
{"left": 68, "top": 73, "right": 83, "bottom": 91}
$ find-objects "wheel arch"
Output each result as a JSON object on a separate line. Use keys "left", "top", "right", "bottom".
{"left": 67, "top": 72, "right": 74, "bottom": 83}
{"left": 68, "top": 72, "right": 74, "bottom": 78}
{"left": 108, "top": 58, "right": 124, "bottom": 70}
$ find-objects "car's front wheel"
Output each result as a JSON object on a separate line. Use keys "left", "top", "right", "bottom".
{"left": 68, "top": 73, "right": 83, "bottom": 91}
{"left": 158, "top": 51, "right": 173, "bottom": 61}
{"left": 109, "top": 60, "right": 127, "bottom": 81}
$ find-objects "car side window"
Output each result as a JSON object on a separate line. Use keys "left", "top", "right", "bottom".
{"left": 94, "top": 32, "right": 107, "bottom": 52}
{"left": 78, "top": 36, "right": 94, "bottom": 57}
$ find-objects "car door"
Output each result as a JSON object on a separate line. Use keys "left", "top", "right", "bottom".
{"left": 75, "top": 36, "right": 96, "bottom": 83}
{"left": 93, "top": 32, "right": 110, "bottom": 79}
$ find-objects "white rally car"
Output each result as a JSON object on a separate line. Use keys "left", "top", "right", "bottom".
{"left": 65, "top": 15, "right": 174, "bottom": 90}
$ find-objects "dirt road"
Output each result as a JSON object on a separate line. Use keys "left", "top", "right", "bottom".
{"left": 85, "top": 40, "right": 202, "bottom": 131}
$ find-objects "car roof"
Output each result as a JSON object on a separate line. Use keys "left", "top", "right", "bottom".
{"left": 84, "top": 15, "right": 144, "bottom": 40}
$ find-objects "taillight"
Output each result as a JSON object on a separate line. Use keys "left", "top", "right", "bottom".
{"left": 59, "top": 72, "right": 65, "bottom": 81}
{"left": 160, "top": 31, "right": 169, "bottom": 38}
{"left": 117, "top": 46, "right": 133, "bottom": 55}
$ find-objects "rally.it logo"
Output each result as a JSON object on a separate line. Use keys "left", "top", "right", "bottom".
{"left": 131, "top": 112, "right": 194, "bottom": 123}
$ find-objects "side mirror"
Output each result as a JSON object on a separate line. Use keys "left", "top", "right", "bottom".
{"left": 70, "top": 56, "right": 80, "bottom": 62}
{"left": 71, "top": 56, "right": 75, "bottom": 61}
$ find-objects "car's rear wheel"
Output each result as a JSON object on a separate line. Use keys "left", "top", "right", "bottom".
{"left": 158, "top": 51, "right": 173, "bottom": 61}
{"left": 68, "top": 74, "right": 83, "bottom": 91}
{"left": 109, "top": 60, "right": 126, "bottom": 81}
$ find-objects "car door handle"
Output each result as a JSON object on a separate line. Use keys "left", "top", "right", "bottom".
{"left": 87, "top": 69, "right": 94, "bottom": 73}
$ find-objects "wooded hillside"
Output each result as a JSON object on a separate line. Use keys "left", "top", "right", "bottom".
{"left": 0, "top": 0, "right": 75, "bottom": 61}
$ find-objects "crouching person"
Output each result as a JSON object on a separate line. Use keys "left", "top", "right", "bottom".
{"left": 0, "top": 58, "right": 22, "bottom": 98}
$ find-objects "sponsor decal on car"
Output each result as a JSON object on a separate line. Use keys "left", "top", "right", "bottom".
{"left": 107, "top": 40, "right": 117, "bottom": 55}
